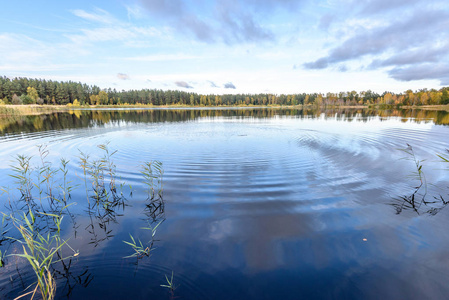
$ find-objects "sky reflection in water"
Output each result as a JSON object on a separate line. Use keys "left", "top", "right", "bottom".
{"left": 0, "top": 108, "right": 449, "bottom": 299}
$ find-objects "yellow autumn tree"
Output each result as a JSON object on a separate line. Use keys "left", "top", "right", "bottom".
{"left": 304, "top": 95, "right": 309, "bottom": 106}
{"left": 382, "top": 92, "right": 392, "bottom": 104}
{"left": 27, "top": 87, "right": 39, "bottom": 102}
{"left": 420, "top": 93, "right": 429, "bottom": 105}
{"left": 98, "top": 91, "right": 108, "bottom": 105}
{"left": 90, "top": 94, "right": 99, "bottom": 105}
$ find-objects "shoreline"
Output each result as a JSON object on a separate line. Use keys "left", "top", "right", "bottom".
{"left": 1, "top": 104, "right": 449, "bottom": 117}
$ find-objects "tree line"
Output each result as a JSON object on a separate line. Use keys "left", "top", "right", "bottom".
{"left": 1, "top": 76, "right": 448, "bottom": 107}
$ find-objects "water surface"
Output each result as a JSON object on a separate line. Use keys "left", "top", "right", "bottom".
{"left": 1, "top": 108, "right": 449, "bottom": 299}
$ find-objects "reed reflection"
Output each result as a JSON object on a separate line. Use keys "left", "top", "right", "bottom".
{"left": 392, "top": 145, "right": 449, "bottom": 216}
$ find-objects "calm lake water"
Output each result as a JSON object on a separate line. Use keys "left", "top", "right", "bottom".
{"left": 1, "top": 108, "right": 449, "bottom": 299}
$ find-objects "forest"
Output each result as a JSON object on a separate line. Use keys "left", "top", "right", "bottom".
{"left": 1, "top": 76, "right": 449, "bottom": 107}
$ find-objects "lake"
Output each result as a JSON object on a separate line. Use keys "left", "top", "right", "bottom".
{"left": 1, "top": 107, "right": 449, "bottom": 299}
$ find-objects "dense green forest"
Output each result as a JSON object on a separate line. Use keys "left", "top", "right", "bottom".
{"left": 1, "top": 76, "right": 449, "bottom": 107}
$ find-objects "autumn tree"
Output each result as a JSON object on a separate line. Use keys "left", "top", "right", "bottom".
{"left": 383, "top": 92, "right": 393, "bottom": 105}
{"left": 420, "top": 92, "right": 429, "bottom": 105}
{"left": 90, "top": 94, "right": 99, "bottom": 105}
{"left": 12, "top": 94, "right": 22, "bottom": 105}
{"left": 315, "top": 94, "right": 323, "bottom": 106}
{"left": 303, "top": 94, "right": 309, "bottom": 106}
{"left": 98, "top": 90, "right": 108, "bottom": 105}
{"left": 27, "top": 87, "right": 39, "bottom": 102}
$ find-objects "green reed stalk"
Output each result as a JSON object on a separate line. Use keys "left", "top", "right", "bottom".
{"left": 11, "top": 211, "right": 72, "bottom": 300}
{"left": 160, "top": 271, "right": 178, "bottom": 294}
{"left": 10, "top": 155, "right": 33, "bottom": 204}
{"left": 78, "top": 151, "right": 91, "bottom": 205}
{"left": 141, "top": 161, "right": 163, "bottom": 199}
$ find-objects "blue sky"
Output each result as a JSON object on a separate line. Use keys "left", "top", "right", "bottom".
{"left": 1, "top": 0, "right": 448, "bottom": 94}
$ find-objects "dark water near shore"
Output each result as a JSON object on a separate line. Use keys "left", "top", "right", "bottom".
{"left": 1, "top": 107, "right": 449, "bottom": 299}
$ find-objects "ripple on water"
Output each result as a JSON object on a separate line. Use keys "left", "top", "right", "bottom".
{"left": 2, "top": 111, "right": 449, "bottom": 299}
{"left": 66, "top": 254, "right": 210, "bottom": 299}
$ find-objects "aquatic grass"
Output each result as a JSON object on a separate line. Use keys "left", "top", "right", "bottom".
{"left": 437, "top": 149, "right": 449, "bottom": 165}
{"left": 78, "top": 144, "right": 135, "bottom": 248}
{"left": 79, "top": 143, "right": 128, "bottom": 212}
{"left": 78, "top": 150, "right": 91, "bottom": 205}
{"left": 98, "top": 143, "right": 118, "bottom": 192}
{"left": 123, "top": 220, "right": 163, "bottom": 259}
{"left": 0, "top": 144, "right": 164, "bottom": 298}
{"left": 123, "top": 160, "right": 165, "bottom": 260}
{"left": 400, "top": 143, "right": 427, "bottom": 191}
{"left": 35, "top": 145, "right": 58, "bottom": 206}
{"left": 141, "top": 161, "right": 164, "bottom": 200}
{"left": 123, "top": 234, "right": 150, "bottom": 258}
{"left": 394, "top": 144, "right": 449, "bottom": 215}
{"left": 0, "top": 213, "right": 11, "bottom": 245}
{"left": 161, "top": 271, "right": 178, "bottom": 297}
{"left": 10, "top": 155, "right": 34, "bottom": 205}
{"left": 9, "top": 211, "right": 76, "bottom": 300}
{"left": 394, "top": 144, "right": 428, "bottom": 214}
{"left": 87, "top": 158, "right": 106, "bottom": 205}
{"left": 6, "top": 147, "right": 77, "bottom": 220}
{"left": 141, "top": 161, "right": 165, "bottom": 223}
{"left": 0, "top": 147, "right": 80, "bottom": 299}
{"left": 0, "top": 201, "right": 14, "bottom": 270}
{"left": 0, "top": 249, "right": 5, "bottom": 268}
{"left": 59, "top": 158, "right": 77, "bottom": 205}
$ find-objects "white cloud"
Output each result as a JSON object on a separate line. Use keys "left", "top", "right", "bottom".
{"left": 66, "top": 9, "right": 162, "bottom": 45}
{"left": 0, "top": 33, "right": 49, "bottom": 62}
{"left": 124, "top": 54, "right": 202, "bottom": 62}
{"left": 126, "top": 4, "right": 145, "bottom": 20}
{"left": 117, "top": 73, "right": 130, "bottom": 80}
{"left": 68, "top": 27, "right": 138, "bottom": 43}
{"left": 71, "top": 8, "right": 116, "bottom": 24}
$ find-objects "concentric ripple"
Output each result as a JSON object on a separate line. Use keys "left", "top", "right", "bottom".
{"left": 1, "top": 109, "right": 449, "bottom": 300}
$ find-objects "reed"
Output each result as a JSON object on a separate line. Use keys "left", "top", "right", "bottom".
{"left": 394, "top": 144, "right": 449, "bottom": 215}
{"left": 123, "top": 220, "right": 163, "bottom": 259}
{"left": 141, "top": 161, "right": 164, "bottom": 200}
{"left": 437, "top": 149, "right": 449, "bottom": 165}
{"left": 79, "top": 143, "right": 128, "bottom": 212}
{"left": 1, "top": 147, "right": 79, "bottom": 299}
{"left": 0, "top": 143, "right": 164, "bottom": 299}
{"left": 10, "top": 155, "right": 33, "bottom": 205}
{"left": 161, "top": 270, "right": 178, "bottom": 298}
{"left": 9, "top": 211, "right": 76, "bottom": 300}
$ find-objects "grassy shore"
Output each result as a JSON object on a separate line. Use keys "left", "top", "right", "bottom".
{"left": 1, "top": 103, "right": 449, "bottom": 117}
{"left": 401, "top": 104, "right": 449, "bottom": 111}
{"left": 0, "top": 105, "right": 69, "bottom": 116}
